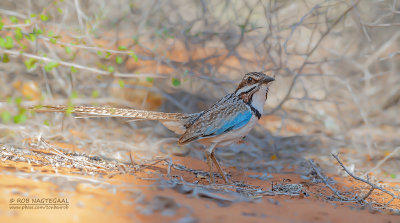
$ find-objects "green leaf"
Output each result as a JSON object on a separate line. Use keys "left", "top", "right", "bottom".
{"left": 0, "top": 37, "right": 4, "bottom": 48}
{"left": 70, "top": 66, "right": 78, "bottom": 73}
{"left": 118, "top": 79, "right": 125, "bottom": 88}
{"left": 128, "top": 51, "right": 138, "bottom": 62}
{"left": 4, "top": 36, "right": 14, "bottom": 49}
{"left": 391, "top": 173, "right": 396, "bottom": 179}
{"left": 10, "top": 16, "right": 18, "bottom": 24}
{"left": 47, "top": 30, "right": 54, "bottom": 37}
{"left": 91, "top": 90, "right": 99, "bottom": 98}
{"left": 132, "top": 55, "right": 138, "bottom": 63}
{"left": 33, "top": 104, "right": 43, "bottom": 109}
{"left": 118, "top": 45, "right": 127, "bottom": 50}
{"left": 70, "top": 91, "right": 78, "bottom": 99}
{"left": 50, "top": 37, "right": 57, "bottom": 44}
{"left": 40, "top": 14, "right": 49, "bottom": 21}
{"left": 15, "top": 28, "right": 23, "bottom": 40}
{"left": 24, "top": 58, "right": 38, "bottom": 70}
{"left": 107, "top": 66, "right": 115, "bottom": 73}
{"left": 105, "top": 52, "right": 111, "bottom": 59}
{"left": 20, "top": 44, "right": 27, "bottom": 50}
{"left": 14, "top": 97, "right": 22, "bottom": 106}
{"left": 43, "top": 120, "right": 50, "bottom": 126}
{"left": 30, "top": 14, "right": 37, "bottom": 18}
{"left": 65, "top": 46, "right": 72, "bottom": 54}
{"left": 44, "top": 62, "right": 59, "bottom": 72}
{"left": 57, "top": 8, "right": 63, "bottom": 14}
{"left": 13, "top": 114, "right": 27, "bottom": 124}
{"left": 0, "top": 21, "right": 3, "bottom": 30}
{"left": 96, "top": 51, "right": 103, "bottom": 56}
{"left": 33, "top": 28, "right": 43, "bottom": 35}
{"left": 2, "top": 53, "right": 9, "bottom": 63}
{"left": 65, "top": 104, "right": 74, "bottom": 116}
{"left": 146, "top": 77, "right": 154, "bottom": 83}
{"left": 24, "top": 19, "right": 31, "bottom": 24}
{"left": 116, "top": 56, "right": 123, "bottom": 64}
{"left": 27, "top": 33, "right": 36, "bottom": 42}
{"left": 171, "top": 78, "right": 181, "bottom": 87}
{"left": 1, "top": 111, "right": 11, "bottom": 123}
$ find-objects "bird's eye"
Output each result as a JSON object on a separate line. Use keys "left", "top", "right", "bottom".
{"left": 247, "top": 77, "right": 253, "bottom": 83}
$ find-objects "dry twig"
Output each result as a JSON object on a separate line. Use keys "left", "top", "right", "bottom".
{"left": 332, "top": 153, "right": 399, "bottom": 206}
{"left": 308, "top": 160, "right": 351, "bottom": 201}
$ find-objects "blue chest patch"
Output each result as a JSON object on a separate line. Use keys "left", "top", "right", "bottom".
{"left": 204, "top": 110, "right": 252, "bottom": 136}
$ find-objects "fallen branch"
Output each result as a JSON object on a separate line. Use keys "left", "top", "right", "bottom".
{"left": 331, "top": 153, "right": 399, "bottom": 206}
{"left": 308, "top": 160, "right": 351, "bottom": 201}
{"left": 39, "top": 138, "right": 108, "bottom": 170}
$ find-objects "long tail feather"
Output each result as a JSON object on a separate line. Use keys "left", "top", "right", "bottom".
{"left": 31, "top": 105, "right": 188, "bottom": 121}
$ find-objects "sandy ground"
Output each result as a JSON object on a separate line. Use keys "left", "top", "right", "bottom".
{"left": 0, "top": 143, "right": 399, "bottom": 223}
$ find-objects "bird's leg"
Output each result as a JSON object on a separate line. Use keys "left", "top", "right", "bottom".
{"left": 205, "top": 150, "right": 214, "bottom": 183}
{"left": 210, "top": 152, "right": 230, "bottom": 184}
{"left": 205, "top": 143, "right": 218, "bottom": 184}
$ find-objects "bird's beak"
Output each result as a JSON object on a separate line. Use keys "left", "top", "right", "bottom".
{"left": 262, "top": 76, "right": 275, "bottom": 84}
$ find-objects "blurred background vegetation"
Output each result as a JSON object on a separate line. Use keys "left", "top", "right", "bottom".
{"left": 0, "top": 0, "right": 399, "bottom": 181}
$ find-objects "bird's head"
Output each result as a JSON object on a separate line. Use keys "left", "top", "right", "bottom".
{"left": 235, "top": 72, "right": 275, "bottom": 104}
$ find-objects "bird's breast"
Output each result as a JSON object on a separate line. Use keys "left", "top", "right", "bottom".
{"left": 198, "top": 115, "right": 259, "bottom": 147}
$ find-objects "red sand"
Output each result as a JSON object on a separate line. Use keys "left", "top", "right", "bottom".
{"left": 0, "top": 152, "right": 399, "bottom": 223}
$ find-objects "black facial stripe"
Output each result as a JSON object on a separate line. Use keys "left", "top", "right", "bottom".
{"left": 249, "top": 104, "right": 261, "bottom": 119}
{"left": 238, "top": 86, "right": 256, "bottom": 96}
{"left": 248, "top": 92, "right": 253, "bottom": 105}
{"left": 239, "top": 86, "right": 261, "bottom": 119}
{"left": 245, "top": 93, "right": 261, "bottom": 119}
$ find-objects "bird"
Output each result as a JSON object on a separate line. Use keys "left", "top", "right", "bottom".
{"left": 32, "top": 72, "right": 275, "bottom": 184}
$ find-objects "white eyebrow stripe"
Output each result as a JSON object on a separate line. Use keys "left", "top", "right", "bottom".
{"left": 235, "top": 83, "right": 258, "bottom": 96}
